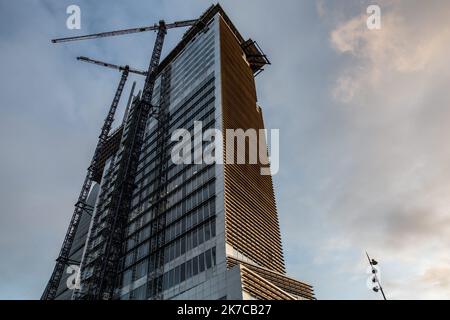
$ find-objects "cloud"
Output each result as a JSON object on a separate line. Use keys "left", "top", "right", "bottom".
{"left": 330, "top": 2, "right": 450, "bottom": 102}
{"left": 421, "top": 265, "right": 450, "bottom": 290}
{"left": 318, "top": 0, "right": 450, "bottom": 299}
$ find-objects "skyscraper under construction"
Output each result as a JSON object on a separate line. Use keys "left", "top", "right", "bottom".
{"left": 43, "top": 4, "right": 314, "bottom": 300}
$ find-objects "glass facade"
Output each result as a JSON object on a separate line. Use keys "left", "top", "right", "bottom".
{"left": 117, "top": 19, "right": 218, "bottom": 300}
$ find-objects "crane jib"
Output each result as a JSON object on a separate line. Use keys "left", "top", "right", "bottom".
{"left": 50, "top": 19, "right": 197, "bottom": 44}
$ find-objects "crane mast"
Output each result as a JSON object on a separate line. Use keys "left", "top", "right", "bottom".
{"left": 76, "top": 22, "right": 168, "bottom": 300}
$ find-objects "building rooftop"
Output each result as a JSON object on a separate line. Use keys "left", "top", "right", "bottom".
{"left": 156, "top": 3, "right": 269, "bottom": 76}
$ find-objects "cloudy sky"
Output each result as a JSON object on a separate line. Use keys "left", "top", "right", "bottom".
{"left": 1, "top": 0, "right": 450, "bottom": 300}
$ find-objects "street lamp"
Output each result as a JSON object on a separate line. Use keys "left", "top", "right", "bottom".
{"left": 366, "top": 252, "right": 387, "bottom": 300}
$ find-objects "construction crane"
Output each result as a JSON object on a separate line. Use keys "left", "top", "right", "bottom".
{"left": 51, "top": 19, "right": 198, "bottom": 43}
{"left": 40, "top": 63, "right": 130, "bottom": 300}
{"left": 75, "top": 56, "right": 147, "bottom": 124}
{"left": 77, "top": 56, "right": 148, "bottom": 76}
{"left": 40, "top": 56, "right": 146, "bottom": 301}
{"left": 42, "top": 12, "right": 205, "bottom": 300}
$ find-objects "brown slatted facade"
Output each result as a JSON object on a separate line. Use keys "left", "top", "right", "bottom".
{"left": 219, "top": 17, "right": 285, "bottom": 275}
{"left": 227, "top": 257, "right": 315, "bottom": 300}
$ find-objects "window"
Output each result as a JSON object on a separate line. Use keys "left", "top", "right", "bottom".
{"left": 192, "top": 256, "right": 199, "bottom": 276}
{"left": 163, "top": 272, "right": 169, "bottom": 290}
{"left": 212, "top": 247, "right": 216, "bottom": 266}
{"left": 180, "top": 263, "right": 186, "bottom": 282}
{"left": 198, "top": 224, "right": 204, "bottom": 244}
{"left": 205, "top": 223, "right": 211, "bottom": 241}
{"left": 133, "top": 285, "right": 147, "bottom": 300}
{"left": 175, "top": 240, "right": 181, "bottom": 258}
{"left": 211, "top": 221, "right": 216, "bottom": 237}
{"left": 177, "top": 204, "right": 182, "bottom": 218}
{"left": 136, "top": 259, "right": 148, "bottom": 279}
{"left": 164, "top": 247, "right": 170, "bottom": 263}
{"left": 181, "top": 236, "right": 186, "bottom": 255}
{"left": 169, "top": 269, "right": 175, "bottom": 288}
{"left": 140, "top": 226, "right": 150, "bottom": 240}
{"left": 192, "top": 209, "right": 198, "bottom": 226}
{"left": 187, "top": 214, "right": 192, "bottom": 229}
{"left": 123, "top": 269, "right": 133, "bottom": 287}
{"left": 186, "top": 233, "right": 192, "bottom": 251}
{"left": 160, "top": 246, "right": 217, "bottom": 291}
{"left": 199, "top": 253, "right": 205, "bottom": 273}
{"left": 127, "top": 238, "right": 135, "bottom": 251}
{"left": 196, "top": 209, "right": 201, "bottom": 225}
{"left": 187, "top": 196, "right": 192, "bottom": 211}
{"left": 205, "top": 250, "right": 212, "bottom": 269}
{"left": 125, "top": 252, "right": 134, "bottom": 268}
{"left": 170, "top": 243, "right": 175, "bottom": 261}
{"left": 149, "top": 256, "right": 155, "bottom": 272}
{"left": 174, "top": 265, "right": 180, "bottom": 285}
{"left": 192, "top": 229, "right": 198, "bottom": 247}
{"left": 137, "top": 243, "right": 149, "bottom": 259}
{"left": 176, "top": 221, "right": 181, "bottom": 236}
{"left": 186, "top": 259, "right": 192, "bottom": 278}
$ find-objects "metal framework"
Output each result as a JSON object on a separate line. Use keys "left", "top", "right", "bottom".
{"left": 146, "top": 66, "right": 171, "bottom": 300}
{"left": 51, "top": 20, "right": 197, "bottom": 43}
{"left": 76, "top": 22, "right": 168, "bottom": 300}
{"left": 41, "top": 62, "right": 130, "bottom": 301}
{"left": 77, "top": 56, "right": 147, "bottom": 76}
{"left": 43, "top": 16, "right": 197, "bottom": 300}
{"left": 241, "top": 39, "right": 271, "bottom": 76}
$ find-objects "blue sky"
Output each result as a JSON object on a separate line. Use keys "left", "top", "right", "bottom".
{"left": 1, "top": 0, "right": 450, "bottom": 300}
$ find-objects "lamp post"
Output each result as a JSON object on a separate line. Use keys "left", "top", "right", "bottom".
{"left": 366, "top": 252, "right": 387, "bottom": 300}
